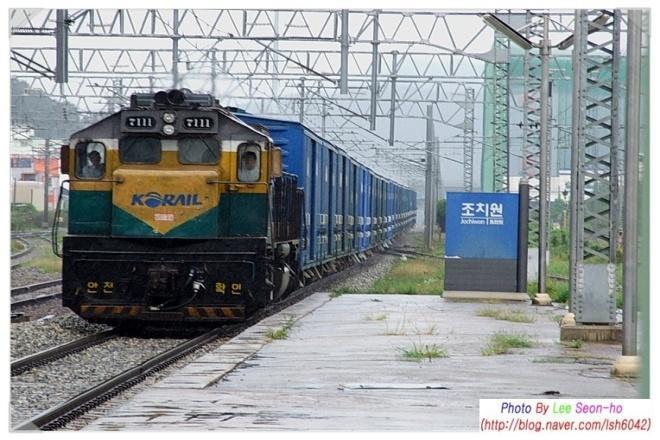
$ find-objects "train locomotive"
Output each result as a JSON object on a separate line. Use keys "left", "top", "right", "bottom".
{"left": 55, "top": 89, "right": 416, "bottom": 325}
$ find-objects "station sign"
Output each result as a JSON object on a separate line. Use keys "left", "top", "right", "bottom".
{"left": 445, "top": 192, "right": 519, "bottom": 260}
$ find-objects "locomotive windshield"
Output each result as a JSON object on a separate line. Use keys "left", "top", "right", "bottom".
{"left": 178, "top": 136, "right": 220, "bottom": 164}
{"left": 119, "top": 136, "right": 161, "bottom": 164}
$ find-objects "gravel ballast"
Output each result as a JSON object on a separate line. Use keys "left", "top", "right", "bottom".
{"left": 11, "top": 336, "right": 184, "bottom": 427}
{"left": 11, "top": 315, "right": 110, "bottom": 360}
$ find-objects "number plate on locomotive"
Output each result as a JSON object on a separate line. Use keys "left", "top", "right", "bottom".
{"left": 183, "top": 117, "right": 214, "bottom": 129}
{"left": 126, "top": 116, "right": 155, "bottom": 128}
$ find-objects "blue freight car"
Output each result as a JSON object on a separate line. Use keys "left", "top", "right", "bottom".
{"left": 235, "top": 111, "right": 416, "bottom": 278}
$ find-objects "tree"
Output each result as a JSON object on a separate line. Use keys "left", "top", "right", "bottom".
{"left": 11, "top": 78, "right": 84, "bottom": 140}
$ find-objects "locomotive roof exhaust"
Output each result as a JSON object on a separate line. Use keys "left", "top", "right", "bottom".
{"left": 130, "top": 89, "right": 217, "bottom": 109}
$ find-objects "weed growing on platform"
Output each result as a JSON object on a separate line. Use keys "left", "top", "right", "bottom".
{"left": 481, "top": 332, "right": 534, "bottom": 356}
{"left": 265, "top": 314, "right": 296, "bottom": 341}
{"left": 365, "top": 313, "right": 388, "bottom": 321}
{"left": 383, "top": 316, "right": 408, "bottom": 335}
{"left": 412, "top": 321, "right": 438, "bottom": 335}
{"left": 400, "top": 342, "right": 448, "bottom": 362}
{"left": 330, "top": 287, "right": 356, "bottom": 298}
{"left": 563, "top": 339, "right": 584, "bottom": 349}
{"left": 476, "top": 307, "right": 535, "bottom": 323}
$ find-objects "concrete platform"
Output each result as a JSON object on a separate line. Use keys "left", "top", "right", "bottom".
{"left": 87, "top": 294, "right": 638, "bottom": 431}
{"left": 443, "top": 290, "right": 529, "bottom": 301}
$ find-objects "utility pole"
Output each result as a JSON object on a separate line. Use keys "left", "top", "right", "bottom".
{"left": 369, "top": 11, "right": 380, "bottom": 130}
{"left": 321, "top": 99, "right": 327, "bottom": 138}
{"left": 434, "top": 136, "right": 441, "bottom": 239}
{"left": 424, "top": 104, "right": 434, "bottom": 249}
{"left": 211, "top": 49, "right": 217, "bottom": 96}
{"left": 388, "top": 51, "right": 398, "bottom": 146}
{"left": 299, "top": 77, "right": 305, "bottom": 123}
{"left": 172, "top": 10, "right": 180, "bottom": 88}
{"left": 42, "top": 139, "right": 51, "bottom": 226}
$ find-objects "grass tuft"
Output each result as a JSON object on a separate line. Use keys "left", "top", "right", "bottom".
{"left": 365, "top": 232, "right": 445, "bottom": 296}
{"left": 265, "top": 314, "right": 296, "bottom": 341}
{"left": 399, "top": 342, "right": 448, "bottom": 362}
{"left": 11, "top": 240, "right": 26, "bottom": 254}
{"left": 365, "top": 313, "right": 388, "bottom": 321}
{"left": 476, "top": 307, "right": 535, "bottom": 323}
{"left": 383, "top": 316, "right": 408, "bottom": 335}
{"left": 481, "top": 332, "right": 534, "bottom": 356}
{"left": 412, "top": 321, "right": 438, "bottom": 335}
{"left": 563, "top": 339, "right": 584, "bottom": 349}
{"left": 371, "top": 257, "right": 444, "bottom": 295}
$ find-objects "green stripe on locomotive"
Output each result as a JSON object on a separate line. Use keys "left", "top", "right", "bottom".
{"left": 68, "top": 190, "right": 268, "bottom": 238}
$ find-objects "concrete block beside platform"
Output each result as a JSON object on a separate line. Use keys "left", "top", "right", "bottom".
{"left": 560, "top": 324, "right": 623, "bottom": 343}
{"left": 443, "top": 290, "right": 529, "bottom": 302}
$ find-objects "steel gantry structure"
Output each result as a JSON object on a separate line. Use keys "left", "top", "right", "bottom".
{"left": 568, "top": 9, "right": 622, "bottom": 325}
{"left": 521, "top": 10, "right": 548, "bottom": 247}
{"left": 11, "top": 9, "right": 501, "bottom": 183}
{"left": 10, "top": 9, "right": 580, "bottom": 188}
{"left": 491, "top": 31, "right": 511, "bottom": 193}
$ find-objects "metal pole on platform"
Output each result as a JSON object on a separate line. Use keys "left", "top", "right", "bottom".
{"left": 517, "top": 178, "right": 530, "bottom": 292}
{"left": 538, "top": 14, "right": 550, "bottom": 294}
{"left": 622, "top": 9, "right": 642, "bottom": 357}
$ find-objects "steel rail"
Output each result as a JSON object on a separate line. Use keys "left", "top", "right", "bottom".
{"left": 10, "top": 237, "right": 32, "bottom": 260}
{"left": 13, "top": 326, "right": 230, "bottom": 431}
{"left": 11, "top": 279, "right": 62, "bottom": 296}
{"left": 11, "top": 329, "right": 118, "bottom": 376}
{"left": 11, "top": 292, "right": 62, "bottom": 309}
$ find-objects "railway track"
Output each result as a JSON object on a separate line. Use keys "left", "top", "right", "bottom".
{"left": 11, "top": 252, "right": 382, "bottom": 431}
{"left": 11, "top": 279, "right": 63, "bottom": 310}
{"left": 11, "top": 231, "right": 53, "bottom": 268}
{"left": 11, "top": 237, "right": 32, "bottom": 261}
{"left": 13, "top": 327, "right": 230, "bottom": 430}
{"left": 11, "top": 329, "right": 117, "bottom": 376}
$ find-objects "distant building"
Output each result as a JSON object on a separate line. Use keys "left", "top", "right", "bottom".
{"left": 10, "top": 153, "right": 61, "bottom": 211}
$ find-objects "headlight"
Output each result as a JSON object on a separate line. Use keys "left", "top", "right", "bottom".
{"left": 162, "top": 124, "right": 176, "bottom": 136}
{"left": 162, "top": 112, "right": 176, "bottom": 123}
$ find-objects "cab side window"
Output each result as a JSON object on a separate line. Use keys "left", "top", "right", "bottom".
{"left": 75, "top": 141, "right": 106, "bottom": 179}
{"left": 237, "top": 142, "right": 261, "bottom": 182}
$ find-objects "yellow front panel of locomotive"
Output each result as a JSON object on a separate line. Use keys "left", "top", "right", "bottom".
{"left": 112, "top": 168, "right": 219, "bottom": 234}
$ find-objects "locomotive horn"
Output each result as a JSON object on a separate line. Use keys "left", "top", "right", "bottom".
{"left": 154, "top": 91, "right": 169, "bottom": 105}
{"left": 167, "top": 89, "right": 186, "bottom": 105}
